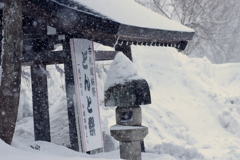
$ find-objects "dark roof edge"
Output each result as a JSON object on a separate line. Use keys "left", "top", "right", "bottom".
{"left": 118, "top": 24, "right": 194, "bottom": 42}
{"left": 25, "top": 0, "right": 120, "bottom": 35}
{"left": 24, "top": 0, "right": 194, "bottom": 50}
{"left": 117, "top": 24, "right": 194, "bottom": 50}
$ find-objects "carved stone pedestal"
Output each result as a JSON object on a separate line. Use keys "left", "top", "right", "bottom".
{"left": 105, "top": 79, "right": 151, "bottom": 160}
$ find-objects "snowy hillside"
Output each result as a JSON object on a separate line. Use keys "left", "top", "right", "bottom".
{"left": 131, "top": 46, "right": 240, "bottom": 159}
{"left": 2, "top": 46, "right": 240, "bottom": 159}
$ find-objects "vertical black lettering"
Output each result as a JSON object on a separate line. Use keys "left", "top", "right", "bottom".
{"left": 88, "top": 117, "right": 96, "bottom": 136}
{"left": 82, "top": 51, "right": 88, "bottom": 69}
{"left": 84, "top": 74, "right": 91, "bottom": 91}
{"left": 86, "top": 96, "right": 92, "bottom": 113}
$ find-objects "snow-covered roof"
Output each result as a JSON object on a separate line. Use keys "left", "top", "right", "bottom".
{"left": 71, "top": 0, "right": 193, "bottom": 32}
{"left": 22, "top": 0, "right": 194, "bottom": 49}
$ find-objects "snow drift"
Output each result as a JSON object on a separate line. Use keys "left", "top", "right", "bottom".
{"left": 2, "top": 46, "right": 240, "bottom": 159}
{"left": 131, "top": 46, "right": 240, "bottom": 160}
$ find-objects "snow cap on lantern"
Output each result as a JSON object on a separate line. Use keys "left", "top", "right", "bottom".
{"left": 104, "top": 52, "right": 151, "bottom": 107}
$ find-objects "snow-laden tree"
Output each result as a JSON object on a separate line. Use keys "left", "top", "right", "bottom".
{"left": 0, "top": 0, "right": 22, "bottom": 144}
{"left": 136, "top": 0, "right": 240, "bottom": 63}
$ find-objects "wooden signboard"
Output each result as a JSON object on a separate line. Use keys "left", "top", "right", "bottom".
{"left": 70, "top": 38, "right": 103, "bottom": 152}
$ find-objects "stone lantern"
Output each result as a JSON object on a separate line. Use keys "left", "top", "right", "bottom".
{"left": 104, "top": 53, "right": 151, "bottom": 160}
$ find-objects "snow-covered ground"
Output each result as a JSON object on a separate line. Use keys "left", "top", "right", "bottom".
{"left": 1, "top": 45, "right": 240, "bottom": 159}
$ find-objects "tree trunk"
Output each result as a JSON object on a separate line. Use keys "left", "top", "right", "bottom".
{"left": 0, "top": 0, "right": 23, "bottom": 144}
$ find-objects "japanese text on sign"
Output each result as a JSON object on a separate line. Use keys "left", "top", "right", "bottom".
{"left": 70, "top": 39, "right": 103, "bottom": 152}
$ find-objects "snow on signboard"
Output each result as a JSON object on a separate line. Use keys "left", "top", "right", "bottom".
{"left": 70, "top": 38, "right": 103, "bottom": 152}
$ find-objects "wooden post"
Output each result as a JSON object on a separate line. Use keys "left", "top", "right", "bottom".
{"left": 0, "top": 0, "right": 23, "bottom": 144}
{"left": 115, "top": 44, "right": 133, "bottom": 61}
{"left": 63, "top": 37, "right": 80, "bottom": 151}
{"left": 31, "top": 64, "right": 51, "bottom": 142}
{"left": 0, "top": 9, "right": 2, "bottom": 59}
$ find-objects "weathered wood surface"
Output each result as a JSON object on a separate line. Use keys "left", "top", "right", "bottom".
{"left": 31, "top": 64, "right": 51, "bottom": 142}
{"left": 20, "top": 0, "right": 193, "bottom": 49}
{"left": 63, "top": 37, "right": 80, "bottom": 151}
{"left": 115, "top": 44, "right": 132, "bottom": 61}
{"left": 0, "top": 0, "right": 23, "bottom": 144}
{"left": 22, "top": 50, "right": 119, "bottom": 65}
{"left": 95, "top": 51, "right": 119, "bottom": 61}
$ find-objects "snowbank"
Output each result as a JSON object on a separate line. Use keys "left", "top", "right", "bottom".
{"left": 131, "top": 46, "right": 240, "bottom": 159}
{"left": 2, "top": 45, "right": 240, "bottom": 159}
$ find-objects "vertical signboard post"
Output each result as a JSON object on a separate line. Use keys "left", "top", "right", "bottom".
{"left": 70, "top": 38, "right": 103, "bottom": 152}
